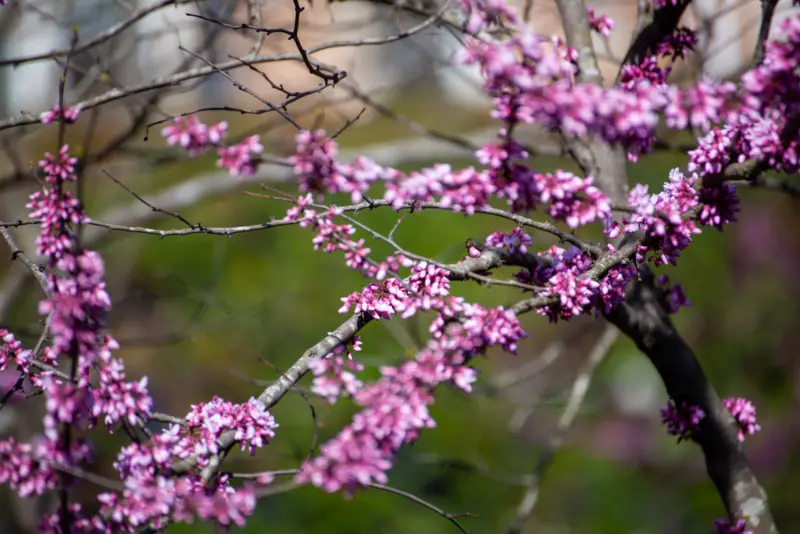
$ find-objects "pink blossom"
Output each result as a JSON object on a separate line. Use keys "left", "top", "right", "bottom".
{"left": 185, "top": 396, "right": 278, "bottom": 455}
{"left": 587, "top": 7, "right": 614, "bottom": 37}
{"left": 162, "top": 116, "right": 228, "bottom": 156}
{"left": 217, "top": 135, "right": 263, "bottom": 177}
{"left": 310, "top": 338, "right": 365, "bottom": 404}
{"left": 723, "top": 397, "right": 761, "bottom": 442}
{"left": 40, "top": 104, "right": 81, "bottom": 124}
{"left": 339, "top": 279, "right": 410, "bottom": 320}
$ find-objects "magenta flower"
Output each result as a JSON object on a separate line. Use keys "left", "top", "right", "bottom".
{"left": 661, "top": 399, "right": 705, "bottom": 442}
{"left": 587, "top": 7, "right": 614, "bottom": 37}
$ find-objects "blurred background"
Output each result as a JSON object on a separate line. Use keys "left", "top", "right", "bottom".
{"left": 0, "top": 0, "right": 799, "bottom": 532}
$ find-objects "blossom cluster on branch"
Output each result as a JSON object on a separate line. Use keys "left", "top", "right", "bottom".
{"left": 1, "top": 0, "right": 794, "bottom": 531}
{"left": 0, "top": 141, "right": 278, "bottom": 530}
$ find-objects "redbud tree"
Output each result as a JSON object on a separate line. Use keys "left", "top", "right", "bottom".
{"left": 0, "top": 0, "right": 796, "bottom": 533}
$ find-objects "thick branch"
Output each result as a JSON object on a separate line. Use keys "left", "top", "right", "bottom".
{"left": 606, "top": 270, "right": 778, "bottom": 534}
{"left": 619, "top": 1, "right": 691, "bottom": 69}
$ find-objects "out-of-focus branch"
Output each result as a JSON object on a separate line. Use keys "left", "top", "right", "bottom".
{"left": 507, "top": 324, "right": 619, "bottom": 534}
{"left": 0, "top": 0, "right": 196, "bottom": 68}
{"left": 733, "top": 176, "right": 800, "bottom": 198}
{"left": 752, "top": 0, "right": 780, "bottom": 67}
{"left": 0, "top": 227, "right": 48, "bottom": 292}
{"left": 606, "top": 270, "right": 778, "bottom": 534}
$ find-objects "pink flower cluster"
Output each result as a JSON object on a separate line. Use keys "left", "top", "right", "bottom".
{"left": 614, "top": 169, "right": 702, "bottom": 266}
{"left": 609, "top": 168, "right": 739, "bottom": 265}
{"left": 339, "top": 278, "right": 410, "bottom": 320}
{"left": 162, "top": 115, "right": 228, "bottom": 156}
{"left": 0, "top": 136, "right": 286, "bottom": 530}
{"left": 662, "top": 397, "right": 760, "bottom": 444}
{"left": 217, "top": 135, "right": 264, "bottom": 177}
{"left": 161, "top": 115, "right": 266, "bottom": 176}
{"left": 185, "top": 396, "right": 278, "bottom": 456}
{"left": 0, "top": 329, "right": 32, "bottom": 377}
{"left": 661, "top": 400, "right": 706, "bottom": 442}
{"left": 723, "top": 397, "right": 761, "bottom": 442}
{"left": 40, "top": 104, "right": 81, "bottom": 124}
{"left": 91, "top": 397, "right": 275, "bottom": 530}
{"left": 587, "top": 7, "right": 614, "bottom": 37}
{"left": 284, "top": 195, "right": 410, "bottom": 281}
{"left": 290, "top": 129, "right": 395, "bottom": 202}
{"left": 521, "top": 245, "right": 636, "bottom": 321}
{"left": 456, "top": 0, "right": 516, "bottom": 34}
{"left": 688, "top": 17, "right": 800, "bottom": 175}
{"left": 298, "top": 299, "right": 524, "bottom": 493}
{"left": 0, "top": 438, "right": 60, "bottom": 497}
{"left": 310, "top": 337, "right": 364, "bottom": 404}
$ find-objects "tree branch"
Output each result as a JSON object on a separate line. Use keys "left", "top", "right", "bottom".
{"left": 606, "top": 269, "right": 778, "bottom": 534}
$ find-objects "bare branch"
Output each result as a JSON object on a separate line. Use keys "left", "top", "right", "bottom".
{"left": 0, "top": 0, "right": 195, "bottom": 68}
{"left": 508, "top": 324, "right": 618, "bottom": 534}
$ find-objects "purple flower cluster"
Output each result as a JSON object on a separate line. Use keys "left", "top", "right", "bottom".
{"left": 723, "top": 397, "right": 761, "bottom": 442}
{"left": 0, "top": 438, "right": 60, "bottom": 497}
{"left": 665, "top": 78, "right": 736, "bottom": 132}
{"left": 0, "top": 130, "right": 287, "bottom": 529}
{"left": 0, "top": 329, "right": 33, "bottom": 376}
{"left": 283, "top": 195, "right": 412, "bottom": 281}
{"left": 612, "top": 169, "right": 702, "bottom": 266}
{"left": 713, "top": 519, "right": 753, "bottom": 534}
{"left": 657, "top": 27, "right": 698, "bottom": 60}
{"left": 518, "top": 245, "right": 636, "bottom": 321}
{"left": 661, "top": 397, "right": 761, "bottom": 444}
{"left": 687, "top": 18, "right": 800, "bottom": 175}
{"left": 536, "top": 171, "right": 612, "bottom": 228}
{"left": 339, "top": 279, "right": 410, "bottom": 320}
{"left": 485, "top": 228, "right": 533, "bottom": 254}
{"left": 661, "top": 400, "right": 705, "bottom": 442}
{"left": 655, "top": 275, "right": 691, "bottom": 313}
{"left": 290, "top": 129, "right": 395, "bottom": 202}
